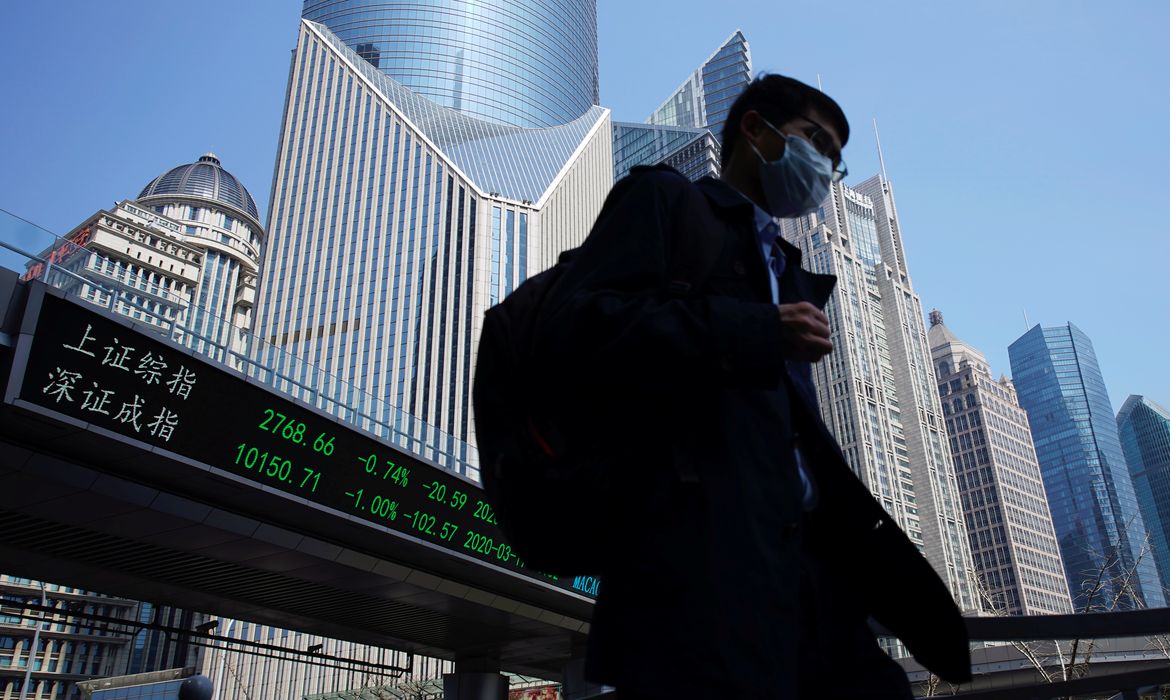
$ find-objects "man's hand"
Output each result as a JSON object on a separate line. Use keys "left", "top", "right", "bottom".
{"left": 778, "top": 302, "right": 833, "bottom": 362}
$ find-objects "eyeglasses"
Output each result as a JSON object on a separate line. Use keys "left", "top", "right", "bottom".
{"left": 764, "top": 116, "right": 848, "bottom": 183}
{"left": 803, "top": 120, "right": 849, "bottom": 183}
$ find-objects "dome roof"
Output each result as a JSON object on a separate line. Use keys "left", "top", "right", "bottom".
{"left": 927, "top": 314, "right": 962, "bottom": 349}
{"left": 138, "top": 153, "right": 259, "bottom": 221}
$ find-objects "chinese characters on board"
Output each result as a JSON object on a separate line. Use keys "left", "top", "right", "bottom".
{"left": 43, "top": 323, "right": 197, "bottom": 442}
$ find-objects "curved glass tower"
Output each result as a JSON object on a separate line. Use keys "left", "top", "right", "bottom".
{"left": 302, "top": 0, "right": 599, "bottom": 128}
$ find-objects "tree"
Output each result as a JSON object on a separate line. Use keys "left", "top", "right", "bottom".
{"left": 934, "top": 528, "right": 1167, "bottom": 699}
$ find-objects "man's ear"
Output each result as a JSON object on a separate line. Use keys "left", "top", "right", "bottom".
{"left": 739, "top": 109, "right": 764, "bottom": 140}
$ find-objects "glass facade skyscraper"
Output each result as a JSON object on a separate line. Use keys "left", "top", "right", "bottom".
{"left": 1118, "top": 395, "right": 1170, "bottom": 591}
{"left": 1009, "top": 324, "right": 1165, "bottom": 610}
{"left": 779, "top": 176, "right": 978, "bottom": 613}
{"left": 611, "top": 123, "right": 719, "bottom": 182}
{"left": 929, "top": 312, "right": 1072, "bottom": 615}
{"left": 302, "top": 0, "right": 599, "bottom": 129}
{"left": 647, "top": 30, "right": 750, "bottom": 138}
{"left": 611, "top": 30, "right": 749, "bottom": 182}
{"left": 244, "top": 7, "right": 613, "bottom": 695}
{"left": 256, "top": 15, "right": 612, "bottom": 477}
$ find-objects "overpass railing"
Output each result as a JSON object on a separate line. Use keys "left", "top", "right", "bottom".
{"left": 905, "top": 608, "right": 1170, "bottom": 699}
{"left": 0, "top": 207, "right": 479, "bottom": 480}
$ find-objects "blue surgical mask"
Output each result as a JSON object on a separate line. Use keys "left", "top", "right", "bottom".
{"left": 749, "top": 122, "right": 834, "bottom": 218}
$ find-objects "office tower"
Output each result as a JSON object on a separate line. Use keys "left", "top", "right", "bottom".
{"left": 301, "top": 0, "right": 599, "bottom": 129}
{"left": 612, "top": 30, "right": 749, "bottom": 181}
{"left": 646, "top": 29, "right": 750, "bottom": 136}
{"left": 928, "top": 311, "right": 1072, "bottom": 615}
{"left": 1118, "top": 395, "right": 1170, "bottom": 590}
{"left": 0, "top": 576, "right": 458, "bottom": 700}
{"left": 612, "top": 123, "right": 719, "bottom": 182}
{"left": 0, "top": 577, "right": 200, "bottom": 700}
{"left": 255, "top": 9, "right": 613, "bottom": 475}
{"left": 196, "top": 620, "right": 450, "bottom": 700}
{"left": 778, "top": 175, "right": 978, "bottom": 612}
{"left": 1009, "top": 324, "right": 1165, "bottom": 610}
{"left": 354, "top": 43, "right": 380, "bottom": 69}
{"left": 22, "top": 155, "right": 263, "bottom": 353}
{"left": 181, "top": 5, "right": 610, "bottom": 697}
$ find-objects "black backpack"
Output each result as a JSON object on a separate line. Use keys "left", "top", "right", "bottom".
{"left": 472, "top": 165, "right": 723, "bottom": 576}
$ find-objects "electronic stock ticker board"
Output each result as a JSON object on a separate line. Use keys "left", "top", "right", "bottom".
{"left": 8, "top": 291, "right": 598, "bottom": 600}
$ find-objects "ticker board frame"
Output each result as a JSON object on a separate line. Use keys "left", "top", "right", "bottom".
{"left": 2, "top": 282, "right": 595, "bottom": 613}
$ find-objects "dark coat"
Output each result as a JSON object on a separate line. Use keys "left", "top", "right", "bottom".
{"left": 536, "top": 165, "right": 970, "bottom": 696}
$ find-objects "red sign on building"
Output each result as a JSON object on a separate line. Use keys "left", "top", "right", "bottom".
{"left": 508, "top": 686, "right": 559, "bottom": 700}
{"left": 22, "top": 227, "right": 93, "bottom": 281}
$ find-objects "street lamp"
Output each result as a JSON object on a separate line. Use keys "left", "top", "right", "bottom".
{"left": 17, "top": 581, "right": 47, "bottom": 700}
{"left": 194, "top": 620, "right": 219, "bottom": 635}
{"left": 210, "top": 619, "right": 236, "bottom": 700}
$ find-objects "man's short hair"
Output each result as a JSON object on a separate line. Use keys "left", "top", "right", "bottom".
{"left": 720, "top": 73, "right": 850, "bottom": 168}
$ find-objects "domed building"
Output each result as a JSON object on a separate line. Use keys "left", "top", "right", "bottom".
{"left": 139, "top": 153, "right": 260, "bottom": 223}
{"left": 30, "top": 153, "right": 264, "bottom": 354}
{"left": 136, "top": 153, "right": 265, "bottom": 346}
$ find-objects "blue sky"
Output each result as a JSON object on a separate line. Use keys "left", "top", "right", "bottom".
{"left": 1, "top": 0, "right": 1166, "bottom": 413}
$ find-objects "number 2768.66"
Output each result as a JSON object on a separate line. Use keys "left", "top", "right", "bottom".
{"left": 258, "top": 409, "right": 335, "bottom": 455}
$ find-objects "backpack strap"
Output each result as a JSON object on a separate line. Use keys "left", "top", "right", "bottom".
{"left": 666, "top": 180, "right": 725, "bottom": 297}
{"left": 662, "top": 176, "right": 726, "bottom": 484}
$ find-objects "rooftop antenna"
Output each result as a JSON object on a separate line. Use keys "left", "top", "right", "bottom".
{"left": 816, "top": 73, "right": 823, "bottom": 90}
{"left": 873, "top": 118, "right": 889, "bottom": 182}
{"left": 1023, "top": 308, "right": 1030, "bottom": 329}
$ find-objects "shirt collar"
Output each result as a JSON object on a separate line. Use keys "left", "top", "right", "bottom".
{"left": 696, "top": 176, "right": 800, "bottom": 262}
{"left": 697, "top": 176, "right": 756, "bottom": 213}
{"left": 751, "top": 201, "right": 778, "bottom": 241}
{"left": 731, "top": 185, "right": 782, "bottom": 251}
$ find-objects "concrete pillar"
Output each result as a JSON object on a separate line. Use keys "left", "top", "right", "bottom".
{"left": 441, "top": 672, "right": 507, "bottom": 700}
{"left": 443, "top": 656, "right": 507, "bottom": 700}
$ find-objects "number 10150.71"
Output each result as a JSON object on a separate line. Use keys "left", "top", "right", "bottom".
{"left": 235, "top": 443, "right": 321, "bottom": 492}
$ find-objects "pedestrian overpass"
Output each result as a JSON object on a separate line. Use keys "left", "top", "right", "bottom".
{"left": 6, "top": 216, "right": 1170, "bottom": 699}
{"left": 0, "top": 272, "right": 595, "bottom": 682}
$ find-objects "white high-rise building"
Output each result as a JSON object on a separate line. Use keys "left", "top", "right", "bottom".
{"left": 196, "top": 620, "right": 451, "bottom": 700}
{"left": 254, "top": 19, "right": 613, "bottom": 477}
{"left": 779, "top": 174, "right": 978, "bottom": 612}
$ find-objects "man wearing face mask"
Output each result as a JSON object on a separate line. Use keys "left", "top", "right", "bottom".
{"left": 535, "top": 74, "right": 970, "bottom": 698}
